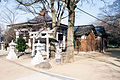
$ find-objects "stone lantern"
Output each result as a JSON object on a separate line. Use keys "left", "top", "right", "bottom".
{"left": 1, "top": 41, "right": 5, "bottom": 50}
{"left": 6, "top": 40, "right": 17, "bottom": 59}
{"left": 31, "top": 40, "right": 44, "bottom": 65}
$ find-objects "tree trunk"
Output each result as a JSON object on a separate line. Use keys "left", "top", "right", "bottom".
{"left": 52, "top": 12, "right": 61, "bottom": 38}
{"left": 52, "top": 12, "right": 56, "bottom": 29}
{"left": 51, "top": 10, "right": 58, "bottom": 38}
{"left": 66, "top": 0, "right": 75, "bottom": 62}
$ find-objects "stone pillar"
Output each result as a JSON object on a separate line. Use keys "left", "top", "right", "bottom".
{"left": 32, "top": 37, "right": 35, "bottom": 56}
{"left": 28, "top": 39, "right": 31, "bottom": 48}
{"left": 63, "top": 35, "right": 66, "bottom": 50}
{"left": 16, "top": 30, "right": 19, "bottom": 41}
{"left": 55, "top": 44, "right": 62, "bottom": 60}
{"left": 6, "top": 40, "right": 17, "bottom": 59}
{"left": 46, "top": 33, "right": 49, "bottom": 59}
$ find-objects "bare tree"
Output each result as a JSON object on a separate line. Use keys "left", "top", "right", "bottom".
{"left": 4, "top": 27, "right": 16, "bottom": 43}
{"left": 0, "top": 26, "right": 3, "bottom": 35}
{"left": 0, "top": 7, "right": 19, "bottom": 24}
{"left": 0, "top": 0, "right": 8, "bottom": 2}
{"left": 0, "top": 7, "right": 19, "bottom": 43}
{"left": 96, "top": 0, "right": 120, "bottom": 44}
{"left": 95, "top": 14, "right": 120, "bottom": 44}
{"left": 16, "top": 0, "right": 67, "bottom": 37}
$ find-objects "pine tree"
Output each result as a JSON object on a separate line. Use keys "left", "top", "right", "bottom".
{"left": 16, "top": 37, "right": 26, "bottom": 52}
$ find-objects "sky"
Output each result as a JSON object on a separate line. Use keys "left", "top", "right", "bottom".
{"left": 0, "top": 0, "right": 116, "bottom": 30}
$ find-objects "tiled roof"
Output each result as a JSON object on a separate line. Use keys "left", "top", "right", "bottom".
{"left": 28, "top": 14, "right": 52, "bottom": 24}
{"left": 74, "top": 25, "right": 95, "bottom": 37}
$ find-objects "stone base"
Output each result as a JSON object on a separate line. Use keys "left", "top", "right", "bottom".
{"left": 6, "top": 50, "right": 17, "bottom": 60}
{"left": 6, "top": 54, "right": 17, "bottom": 60}
{"left": 31, "top": 53, "right": 44, "bottom": 65}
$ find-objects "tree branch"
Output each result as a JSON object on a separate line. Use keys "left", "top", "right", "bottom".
{"left": 16, "top": 0, "right": 42, "bottom": 6}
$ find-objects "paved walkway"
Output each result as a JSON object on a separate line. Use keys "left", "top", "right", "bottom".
{"left": 0, "top": 57, "right": 78, "bottom": 80}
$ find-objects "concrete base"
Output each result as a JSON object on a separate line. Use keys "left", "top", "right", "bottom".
{"left": 6, "top": 49, "right": 17, "bottom": 59}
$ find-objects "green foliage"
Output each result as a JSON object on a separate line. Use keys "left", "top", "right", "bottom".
{"left": 16, "top": 37, "right": 26, "bottom": 52}
{"left": 107, "top": 44, "right": 119, "bottom": 48}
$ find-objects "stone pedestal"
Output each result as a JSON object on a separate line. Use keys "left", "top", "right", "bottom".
{"left": 6, "top": 40, "right": 17, "bottom": 59}
{"left": 31, "top": 40, "right": 44, "bottom": 65}
{"left": 55, "top": 44, "right": 62, "bottom": 59}
{"left": 31, "top": 52, "right": 44, "bottom": 65}
{"left": 55, "top": 44, "right": 62, "bottom": 64}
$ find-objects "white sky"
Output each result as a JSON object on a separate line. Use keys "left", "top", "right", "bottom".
{"left": 0, "top": 0, "right": 116, "bottom": 29}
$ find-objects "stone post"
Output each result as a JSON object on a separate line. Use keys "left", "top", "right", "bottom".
{"left": 46, "top": 33, "right": 49, "bottom": 59}
{"left": 63, "top": 35, "right": 66, "bottom": 50}
{"left": 28, "top": 39, "right": 31, "bottom": 48}
{"left": 15, "top": 30, "right": 19, "bottom": 41}
{"left": 55, "top": 43, "right": 62, "bottom": 63}
{"left": 32, "top": 37, "right": 35, "bottom": 56}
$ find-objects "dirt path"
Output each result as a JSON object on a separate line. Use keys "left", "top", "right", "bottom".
{"left": 0, "top": 57, "right": 74, "bottom": 80}
{"left": 48, "top": 49, "right": 120, "bottom": 80}
{"left": 0, "top": 48, "right": 120, "bottom": 80}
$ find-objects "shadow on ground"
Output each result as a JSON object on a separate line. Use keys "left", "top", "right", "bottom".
{"left": 105, "top": 48, "right": 120, "bottom": 60}
{"left": 98, "top": 48, "right": 120, "bottom": 69}
{"left": 84, "top": 48, "right": 120, "bottom": 69}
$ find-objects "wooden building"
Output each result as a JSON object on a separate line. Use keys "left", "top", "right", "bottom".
{"left": 74, "top": 25, "right": 107, "bottom": 53}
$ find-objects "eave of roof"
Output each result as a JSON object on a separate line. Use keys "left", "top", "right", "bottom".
{"left": 7, "top": 21, "right": 52, "bottom": 28}
{"left": 7, "top": 13, "right": 52, "bottom": 28}
{"left": 74, "top": 25, "right": 96, "bottom": 37}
